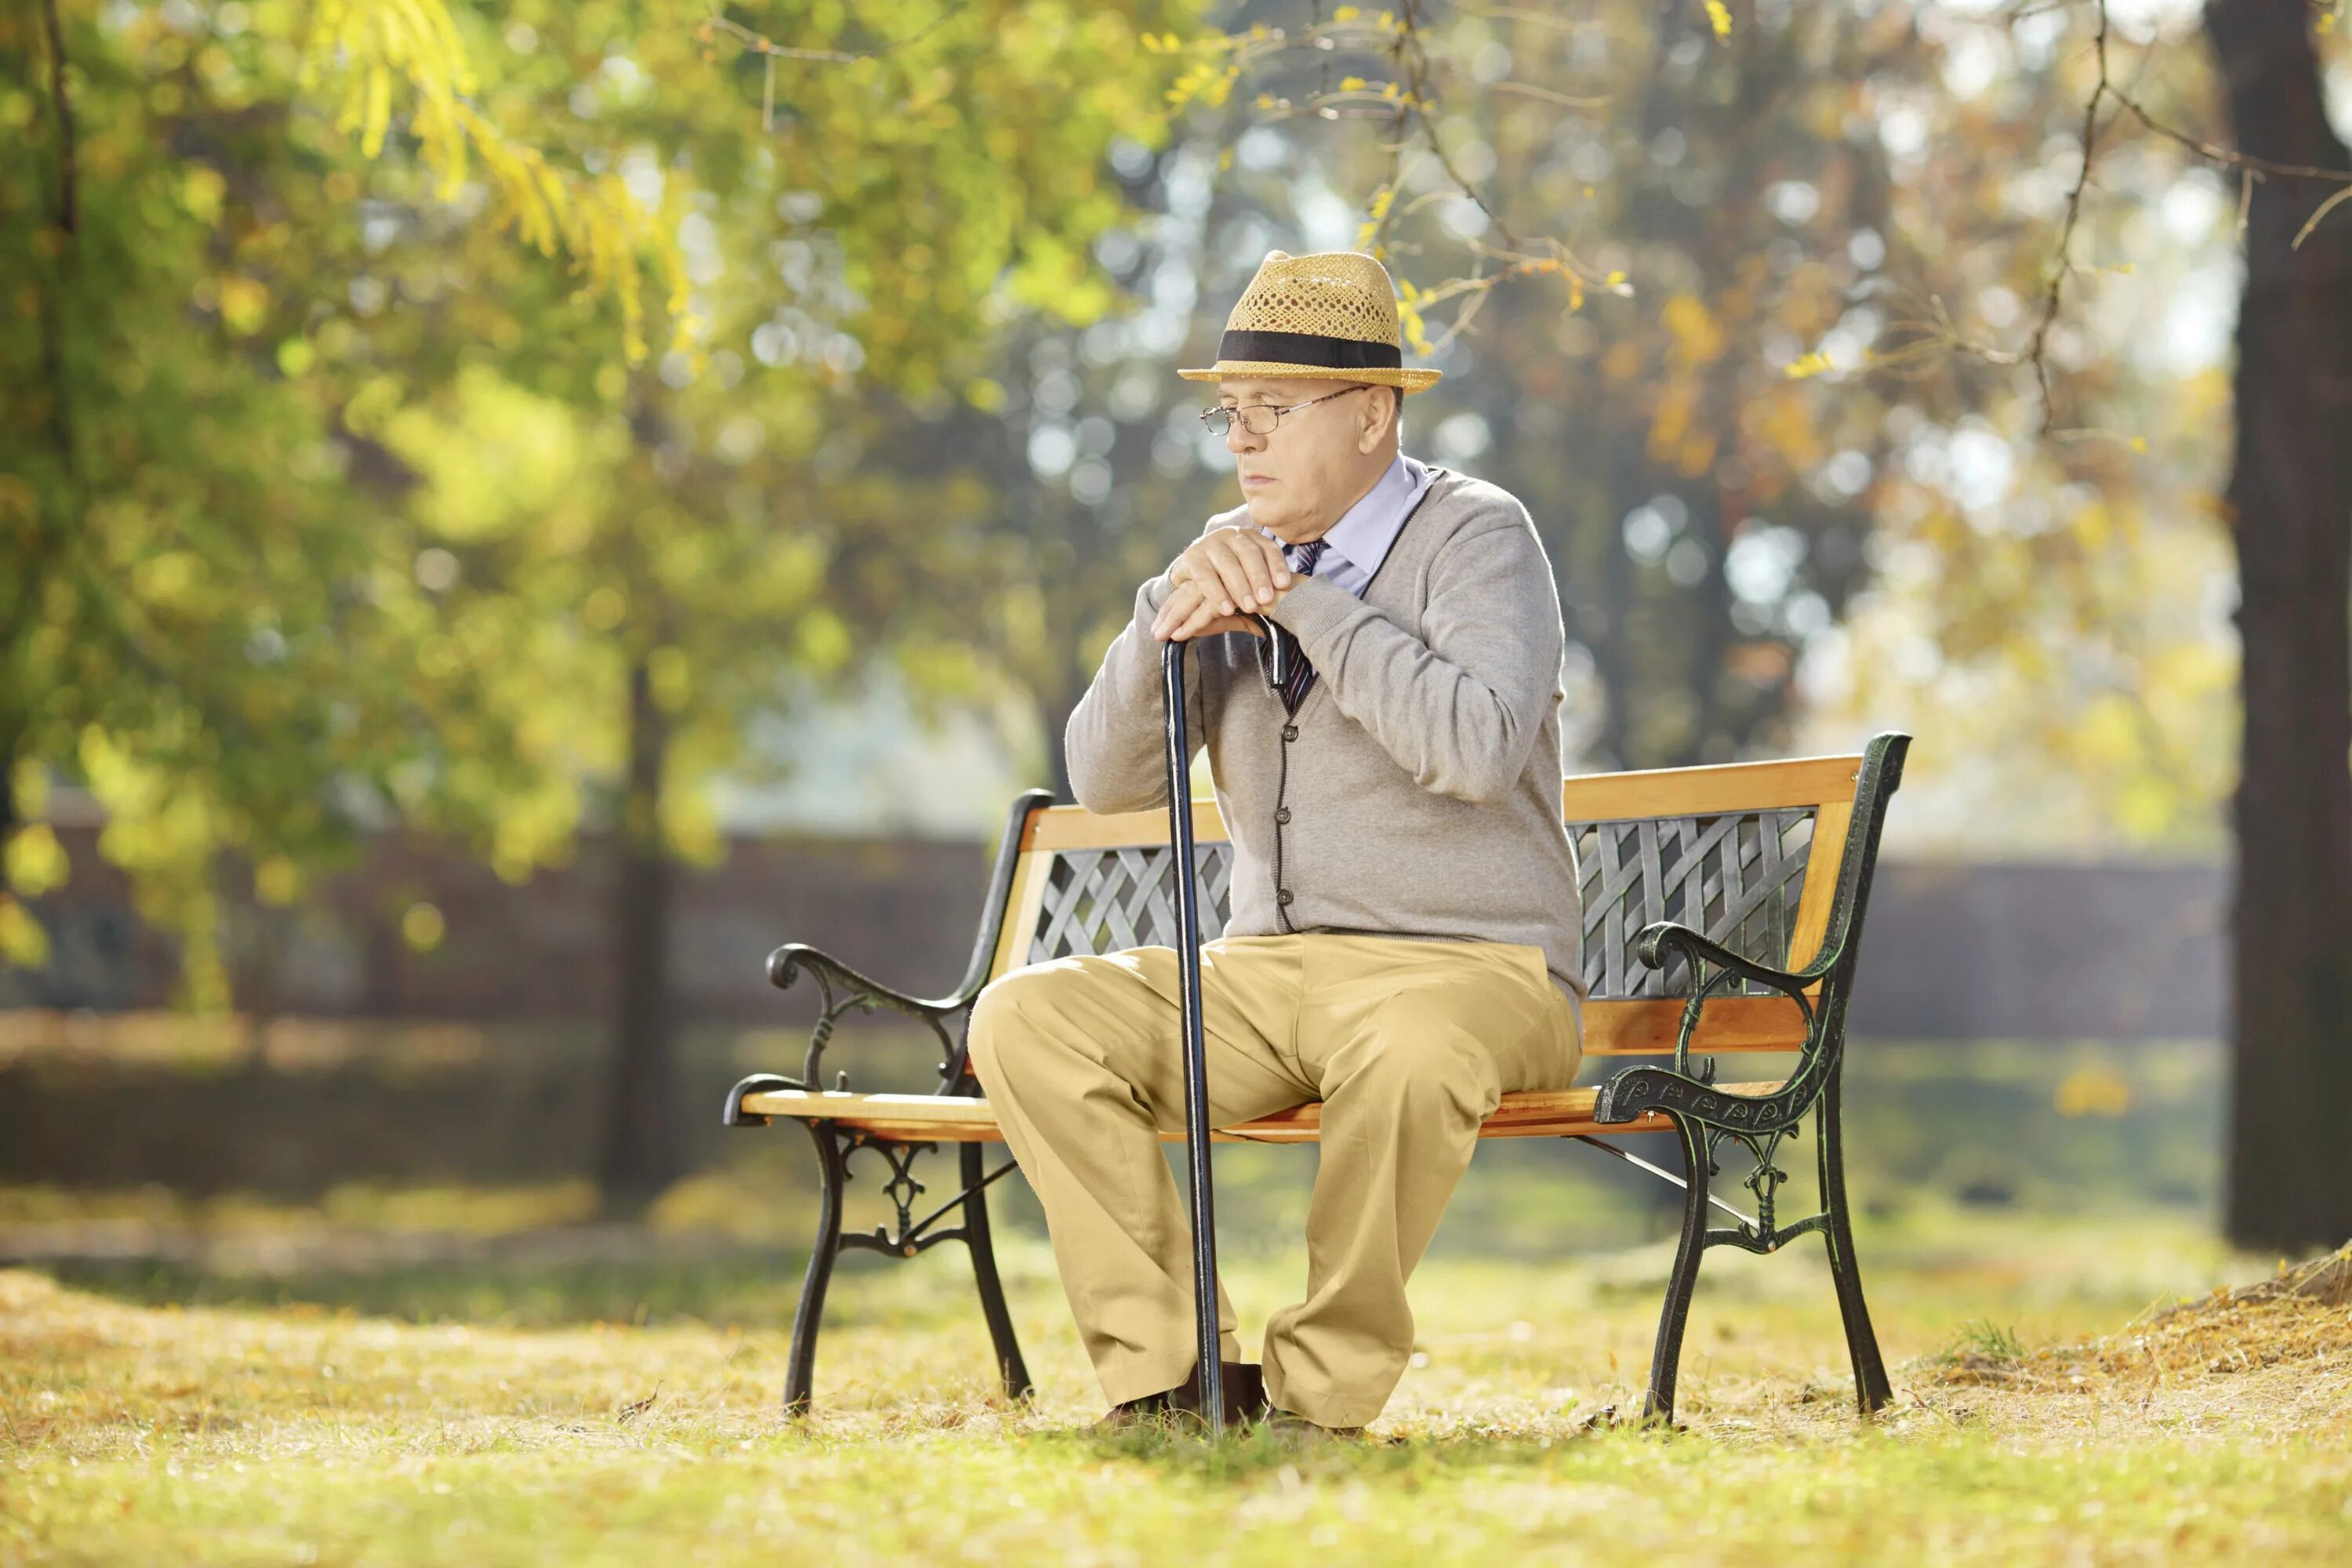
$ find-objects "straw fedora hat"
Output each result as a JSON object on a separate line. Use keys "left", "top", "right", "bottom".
{"left": 1178, "top": 249, "right": 1443, "bottom": 395}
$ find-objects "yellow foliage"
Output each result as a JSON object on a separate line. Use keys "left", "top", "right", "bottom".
{"left": 1705, "top": 0, "right": 1733, "bottom": 40}
{"left": 648, "top": 646, "right": 695, "bottom": 713}
{"left": 5, "top": 824, "right": 69, "bottom": 898}
{"left": 401, "top": 901, "right": 446, "bottom": 953}
{"left": 299, "top": 0, "right": 688, "bottom": 362}
{"left": 0, "top": 895, "right": 48, "bottom": 969}
{"left": 796, "top": 608, "right": 852, "bottom": 671}
{"left": 385, "top": 368, "right": 590, "bottom": 543}
{"left": 2114, "top": 775, "right": 2177, "bottom": 839}
{"left": 583, "top": 587, "right": 629, "bottom": 631}
{"left": 76, "top": 729, "right": 233, "bottom": 1010}
{"left": 2075, "top": 691, "right": 2142, "bottom": 768}
{"left": 131, "top": 550, "right": 201, "bottom": 605}
{"left": 2054, "top": 1064, "right": 2132, "bottom": 1118}
{"left": 7, "top": 759, "right": 46, "bottom": 824}
{"left": 253, "top": 856, "right": 305, "bottom": 906}
{"left": 216, "top": 275, "right": 270, "bottom": 335}
{"left": 1396, "top": 299, "right": 1432, "bottom": 357}
{"left": 1661, "top": 294, "right": 1723, "bottom": 367}
{"left": 180, "top": 165, "right": 227, "bottom": 224}
{"left": 2074, "top": 500, "right": 2113, "bottom": 551}
{"left": 1647, "top": 382, "right": 1694, "bottom": 463}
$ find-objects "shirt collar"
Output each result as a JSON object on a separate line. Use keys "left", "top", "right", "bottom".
{"left": 1279, "top": 451, "right": 1432, "bottom": 569}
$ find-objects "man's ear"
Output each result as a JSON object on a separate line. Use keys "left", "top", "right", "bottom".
{"left": 1360, "top": 386, "right": 1399, "bottom": 453}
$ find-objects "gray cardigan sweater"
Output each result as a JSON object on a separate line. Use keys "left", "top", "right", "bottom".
{"left": 1065, "top": 465, "right": 1587, "bottom": 1016}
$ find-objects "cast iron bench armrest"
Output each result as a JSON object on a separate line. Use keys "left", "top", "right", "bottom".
{"left": 724, "top": 943, "right": 980, "bottom": 1124}
{"left": 728, "top": 790, "right": 1060, "bottom": 1127}
{"left": 1591, "top": 919, "right": 1822, "bottom": 1132}
{"left": 1635, "top": 919, "right": 1823, "bottom": 1000}
{"left": 766, "top": 942, "right": 978, "bottom": 1020}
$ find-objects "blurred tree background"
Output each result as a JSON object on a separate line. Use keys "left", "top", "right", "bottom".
{"left": 5, "top": 0, "right": 2350, "bottom": 1240}
{"left": 4, "top": 0, "right": 1204, "bottom": 1209}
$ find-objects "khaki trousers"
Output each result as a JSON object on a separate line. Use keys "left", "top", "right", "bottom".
{"left": 966, "top": 932, "right": 1583, "bottom": 1428}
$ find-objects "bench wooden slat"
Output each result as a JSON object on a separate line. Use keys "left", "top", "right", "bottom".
{"left": 1784, "top": 798, "right": 1853, "bottom": 972}
{"left": 1581, "top": 993, "right": 1812, "bottom": 1054}
{"left": 985, "top": 843, "right": 1058, "bottom": 983}
{"left": 739, "top": 1081, "right": 1787, "bottom": 1145}
{"left": 1016, "top": 754, "right": 1864, "bottom": 857}
{"left": 1558, "top": 754, "right": 1860, "bottom": 821}
{"left": 1024, "top": 799, "right": 1229, "bottom": 853}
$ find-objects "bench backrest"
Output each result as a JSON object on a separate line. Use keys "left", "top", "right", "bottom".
{"left": 966, "top": 749, "right": 1900, "bottom": 1058}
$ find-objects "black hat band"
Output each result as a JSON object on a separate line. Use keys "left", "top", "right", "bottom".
{"left": 1216, "top": 328, "right": 1401, "bottom": 371}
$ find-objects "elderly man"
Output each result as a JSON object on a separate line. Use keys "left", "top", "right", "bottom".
{"left": 967, "top": 249, "right": 1584, "bottom": 1437}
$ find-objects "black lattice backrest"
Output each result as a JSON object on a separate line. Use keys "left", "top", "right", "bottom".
{"left": 1571, "top": 808, "right": 1815, "bottom": 998}
{"left": 1029, "top": 845, "right": 1233, "bottom": 962}
{"left": 986, "top": 757, "right": 1865, "bottom": 1029}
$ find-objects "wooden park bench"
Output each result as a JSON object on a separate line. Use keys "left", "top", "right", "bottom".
{"left": 724, "top": 732, "right": 1910, "bottom": 1423}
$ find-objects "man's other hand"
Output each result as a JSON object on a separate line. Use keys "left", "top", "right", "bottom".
{"left": 1152, "top": 525, "right": 1292, "bottom": 641}
{"left": 1150, "top": 579, "right": 1271, "bottom": 642}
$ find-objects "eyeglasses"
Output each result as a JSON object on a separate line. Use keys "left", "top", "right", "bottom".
{"left": 1198, "top": 383, "right": 1367, "bottom": 437}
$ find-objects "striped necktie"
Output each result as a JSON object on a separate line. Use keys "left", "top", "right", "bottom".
{"left": 1257, "top": 536, "right": 1329, "bottom": 715}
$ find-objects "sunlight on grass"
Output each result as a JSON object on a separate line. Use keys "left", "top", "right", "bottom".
{"left": 4, "top": 1212, "right": 2348, "bottom": 1566}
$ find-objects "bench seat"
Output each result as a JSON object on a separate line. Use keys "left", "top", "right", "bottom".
{"left": 741, "top": 1081, "right": 1789, "bottom": 1145}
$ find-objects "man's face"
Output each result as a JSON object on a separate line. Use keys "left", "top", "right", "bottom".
{"left": 1214, "top": 377, "right": 1394, "bottom": 542}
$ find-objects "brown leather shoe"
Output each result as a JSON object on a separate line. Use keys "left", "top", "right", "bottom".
{"left": 1265, "top": 1408, "right": 1363, "bottom": 1443}
{"left": 1171, "top": 1359, "right": 1270, "bottom": 1427}
{"left": 1092, "top": 1361, "right": 1269, "bottom": 1431}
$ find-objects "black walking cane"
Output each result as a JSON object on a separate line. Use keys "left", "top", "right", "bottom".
{"left": 1160, "top": 634, "right": 1225, "bottom": 1437}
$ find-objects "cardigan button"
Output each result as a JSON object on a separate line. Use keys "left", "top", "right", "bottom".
{"left": 1277, "top": 888, "right": 1294, "bottom": 906}
{"left": 1275, "top": 808, "right": 1291, "bottom": 826}
{"left": 1281, "top": 724, "right": 1299, "bottom": 742}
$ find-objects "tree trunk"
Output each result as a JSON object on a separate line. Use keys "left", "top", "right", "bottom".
{"left": 598, "top": 657, "right": 680, "bottom": 1213}
{"left": 2205, "top": 0, "right": 2352, "bottom": 1250}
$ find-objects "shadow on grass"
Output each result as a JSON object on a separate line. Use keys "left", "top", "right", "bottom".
{"left": 29, "top": 1247, "right": 840, "bottom": 1329}
{"left": 1029, "top": 1415, "right": 1632, "bottom": 1482}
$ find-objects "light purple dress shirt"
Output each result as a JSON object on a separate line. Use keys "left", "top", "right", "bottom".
{"left": 1256, "top": 452, "right": 1435, "bottom": 599}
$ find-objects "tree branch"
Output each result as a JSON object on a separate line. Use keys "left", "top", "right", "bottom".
{"left": 2001, "top": 0, "right": 2352, "bottom": 433}
{"left": 697, "top": 2, "right": 975, "bottom": 132}
{"left": 39, "top": 0, "right": 77, "bottom": 234}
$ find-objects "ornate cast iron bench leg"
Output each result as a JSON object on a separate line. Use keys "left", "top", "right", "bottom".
{"left": 1635, "top": 1073, "right": 1893, "bottom": 1424}
{"left": 728, "top": 1069, "right": 1035, "bottom": 1417}
{"left": 783, "top": 1120, "right": 851, "bottom": 1415}
{"left": 773, "top": 1127, "right": 1034, "bottom": 1415}
{"left": 961, "top": 1140, "right": 1034, "bottom": 1401}
{"left": 1817, "top": 1067, "right": 1892, "bottom": 1413}
{"left": 1642, "top": 1112, "right": 1714, "bottom": 1424}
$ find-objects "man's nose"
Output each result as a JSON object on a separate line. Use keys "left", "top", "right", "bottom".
{"left": 1225, "top": 420, "right": 1265, "bottom": 456}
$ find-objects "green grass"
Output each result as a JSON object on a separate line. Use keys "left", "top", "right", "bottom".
{"left": 5, "top": 1201, "right": 2349, "bottom": 1566}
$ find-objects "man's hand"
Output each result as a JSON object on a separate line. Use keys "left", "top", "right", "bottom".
{"left": 1150, "top": 580, "right": 1269, "bottom": 643}
{"left": 1151, "top": 525, "right": 1293, "bottom": 642}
